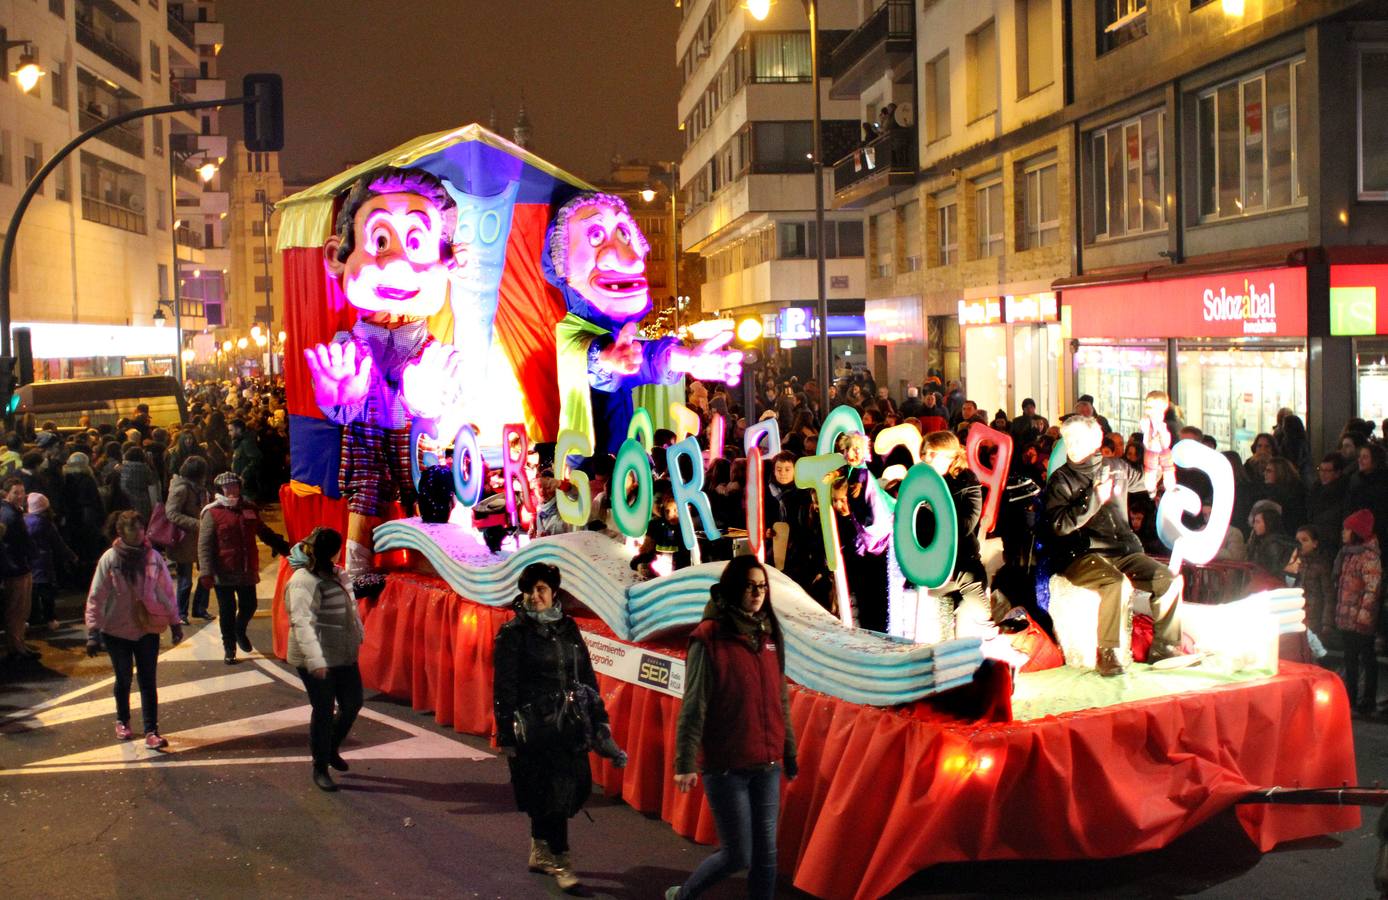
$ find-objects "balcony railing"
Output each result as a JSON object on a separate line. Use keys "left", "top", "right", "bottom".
{"left": 79, "top": 108, "right": 145, "bottom": 156}
{"left": 75, "top": 19, "right": 142, "bottom": 80}
{"left": 169, "top": 76, "right": 195, "bottom": 104}
{"left": 167, "top": 10, "right": 195, "bottom": 48}
{"left": 174, "top": 224, "right": 204, "bottom": 249}
{"left": 830, "top": 1, "right": 912, "bottom": 79}
{"left": 832, "top": 127, "right": 916, "bottom": 206}
{"left": 82, "top": 195, "right": 146, "bottom": 234}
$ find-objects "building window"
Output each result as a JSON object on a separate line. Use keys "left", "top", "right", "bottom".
{"left": 936, "top": 194, "right": 958, "bottom": 266}
{"left": 50, "top": 0, "right": 65, "bottom": 17}
{"left": 155, "top": 188, "right": 166, "bottom": 228}
{"left": 252, "top": 220, "right": 265, "bottom": 237}
{"left": 254, "top": 275, "right": 273, "bottom": 293}
{"left": 1017, "top": 0, "right": 1054, "bottom": 97}
{"left": 1020, "top": 156, "right": 1060, "bottom": 249}
{"left": 775, "top": 221, "right": 863, "bottom": 259}
{"left": 1359, "top": 48, "right": 1388, "bottom": 199}
{"left": 152, "top": 117, "right": 164, "bottom": 156}
{"left": 751, "top": 32, "right": 812, "bottom": 83}
{"left": 974, "top": 177, "right": 1003, "bottom": 258}
{"left": 967, "top": 21, "right": 998, "bottom": 122}
{"left": 871, "top": 211, "right": 893, "bottom": 277}
{"left": 0, "top": 131, "right": 10, "bottom": 185}
{"left": 51, "top": 61, "right": 68, "bottom": 110}
{"left": 252, "top": 245, "right": 269, "bottom": 264}
{"left": 1197, "top": 56, "right": 1306, "bottom": 220}
{"left": 900, "top": 201, "right": 922, "bottom": 272}
{"left": 1097, "top": 0, "right": 1147, "bottom": 56}
{"left": 253, "top": 188, "right": 267, "bottom": 204}
{"left": 926, "top": 52, "right": 951, "bottom": 143}
{"left": 157, "top": 263, "right": 168, "bottom": 299}
{"left": 55, "top": 158, "right": 72, "bottom": 202}
{"left": 79, "top": 150, "right": 147, "bottom": 234}
{"left": 23, "top": 140, "right": 43, "bottom": 195}
{"left": 1090, "top": 109, "right": 1165, "bottom": 239}
{"left": 150, "top": 41, "right": 161, "bottom": 82}
{"left": 752, "top": 121, "right": 813, "bottom": 173}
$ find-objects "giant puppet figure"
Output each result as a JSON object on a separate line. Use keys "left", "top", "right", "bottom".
{"left": 544, "top": 193, "right": 743, "bottom": 456}
{"left": 303, "top": 167, "right": 470, "bottom": 579}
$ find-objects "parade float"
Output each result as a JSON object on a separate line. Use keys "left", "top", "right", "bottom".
{"left": 270, "top": 125, "right": 1357, "bottom": 900}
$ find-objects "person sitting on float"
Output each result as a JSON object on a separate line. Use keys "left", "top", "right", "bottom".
{"left": 544, "top": 193, "right": 744, "bottom": 457}
{"left": 303, "top": 166, "right": 469, "bottom": 584}
{"left": 920, "top": 431, "right": 990, "bottom": 636}
{"left": 831, "top": 474, "right": 891, "bottom": 633}
{"left": 1039, "top": 416, "right": 1184, "bottom": 677}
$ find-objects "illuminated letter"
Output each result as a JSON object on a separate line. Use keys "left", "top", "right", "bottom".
{"left": 746, "top": 445, "right": 765, "bottom": 561}
{"left": 670, "top": 402, "right": 700, "bottom": 443}
{"left": 873, "top": 423, "right": 922, "bottom": 465}
{"left": 966, "top": 422, "right": 1013, "bottom": 535}
{"left": 817, "top": 405, "right": 866, "bottom": 456}
{"left": 796, "top": 453, "right": 847, "bottom": 570}
{"left": 555, "top": 429, "right": 593, "bottom": 527}
{"left": 1048, "top": 438, "right": 1067, "bottom": 478}
{"left": 1157, "top": 439, "right": 1234, "bottom": 572}
{"left": 611, "top": 438, "right": 654, "bottom": 539}
{"left": 451, "top": 424, "right": 484, "bottom": 508}
{"left": 707, "top": 413, "right": 725, "bottom": 459}
{"left": 626, "top": 408, "right": 654, "bottom": 453}
{"left": 666, "top": 436, "right": 720, "bottom": 548}
{"left": 893, "top": 463, "right": 957, "bottom": 590}
{"left": 501, "top": 423, "right": 533, "bottom": 527}
{"left": 744, "top": 418, "right": 782, "bottom": 458}
{"left": 409, "top": 417, "right": 440, "bottom": 495}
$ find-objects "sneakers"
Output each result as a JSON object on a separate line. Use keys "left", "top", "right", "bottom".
{"left": 528, "top": 838, "right": 557, "bottom": 873}
{"left": 144, "top": 732, "right": 168, "bottom": 750}
{"left": 236, "top": 635, "right": 254, "bottom": 653}
{"left": 550, "top": 853, "right": 580, "bottom": 892}
{"left": 313, "top": 768, "right": 338, "bottom": 792}
{"left": 224, "top": 651, "right": 237, "bottom": 665}
{"left": 114, "top": 722, "right": 134, "bottom": 741}
{"left": 1096, "top": 647, "right": 1130, "bottom": 677}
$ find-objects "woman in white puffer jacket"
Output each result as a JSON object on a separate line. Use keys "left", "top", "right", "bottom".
{"left": 285, "top": 526, "right": 363, "bottom": 793}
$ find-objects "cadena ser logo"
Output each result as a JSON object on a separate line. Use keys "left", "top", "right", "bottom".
{"left": 637, "top": 654, "right": 673, "bottom": 690}
{"left": 1202, "top": 280, "right": 1280, "bottom": 334}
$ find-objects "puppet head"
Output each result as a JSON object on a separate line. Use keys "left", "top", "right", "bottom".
{"left": 324, "top": 166, "right": 459, "bottom": 319}
{"left": 544, "top": 192, "right": 652, "bottom": 332}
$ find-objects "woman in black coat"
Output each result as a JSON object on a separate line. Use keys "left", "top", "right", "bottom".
{"left": 492, "top": 563, "right": 626, "bottom": 893}
{"left": 920, "top": 431, "right": 990, "bottom": 634}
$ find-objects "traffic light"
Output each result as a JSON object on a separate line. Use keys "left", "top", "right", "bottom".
{"left": 242, "top": 73, "right": 284, "bottom": 152}
{"left": 0, "top": 356, "right": 17, "bottom": 417}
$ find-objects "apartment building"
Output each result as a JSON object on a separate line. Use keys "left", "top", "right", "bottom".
{"left": 676, "top": 0, "right": 868, "bottom": 378}
{"left": 226, "top": 140, "right": 284, "bottom": 346}
{"left": 0, "top": 0, "right": 226, "bottom": 380}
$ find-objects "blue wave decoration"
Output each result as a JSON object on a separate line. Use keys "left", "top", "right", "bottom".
{"left": 373, "top": 520, "right": 984, "bottom": 707}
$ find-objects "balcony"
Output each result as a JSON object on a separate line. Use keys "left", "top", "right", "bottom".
{"left": 75, "top": 17, "right": 142, "bottom": 81}
{"left": 79, "top": 108, "right": 145, "bottom": 156}
{"left": 82, "top": 194, "right": 145, "bottom": 234}
{"left": 829, "top": 0, "right": 914, "bottom": 100}
{"left": 170, "top": 75, "right": 195, "bottom": 104}
{"left": 194, "top": 21, "right": 224, "bottom": 48}
{"left": 832, "top": 127, "right": 917, "bottom": 209}
{"left": 167, "top": 10, "right": 195, "bottom": 48}
{"left": 175, "top": 223, "right": 204, "bottom": 249}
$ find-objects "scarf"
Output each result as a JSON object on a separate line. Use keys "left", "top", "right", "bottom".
{"left": 113, "top": 538, "right": 149, "bottom": 583}
{"left": 701, "top": 593, "right": 772, "bottom": 651}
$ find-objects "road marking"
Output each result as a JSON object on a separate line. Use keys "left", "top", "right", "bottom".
{"left": 0, "top": 670, "right": 272, "bottom": 733}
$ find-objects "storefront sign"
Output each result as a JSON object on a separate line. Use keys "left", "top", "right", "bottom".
{"left": 1004, "top": 292, "right": 1059, "bottom": 324}
{"left": 957, "top": 297, "right": 1003, "bottom": 326}
{"left": 1064, "top": 267, "right": 1307, "bottom": 338}
{"left": 581, "top": 632, "right": 685, "bottom": 698}
{"left": 1330, "top": 264, "right": 1388, "bottom": 335}
{"left": 779, "top": 307, "right": 815, "bottom": 341}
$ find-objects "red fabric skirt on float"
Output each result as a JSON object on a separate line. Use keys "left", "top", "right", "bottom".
{"left": 270, "top": 560, "right": 1358, "bottom": 900}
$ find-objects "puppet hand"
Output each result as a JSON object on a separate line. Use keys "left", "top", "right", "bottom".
{"left": 402, "top": 343, "right": 463, "bottom": 419}
{"left": 596, "top": 322, "right": 643, "bottom": 376}
{"left": 670, "top": 332, "right": 744, "bottom": 385}
{"left": 304, "top": 341, "right": 373, "bottom": 411}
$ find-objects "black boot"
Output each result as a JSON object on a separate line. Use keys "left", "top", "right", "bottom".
{"left": 313, "top": 767, "right": 337, "bottom": 792}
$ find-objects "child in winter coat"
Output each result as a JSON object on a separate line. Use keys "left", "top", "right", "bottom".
{"left": 1333, "top": 509, "right": 1382, "bottom": 712}
{"left": 1287, "top": 524, "right": 1335, "bottom": 639}
{"left": 25, "top": 493, "right": 76, "bottom": 630}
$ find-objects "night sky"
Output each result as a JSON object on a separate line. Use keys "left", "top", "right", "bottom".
{"left": 217, "top": 1, "right": 684, "bottom": 184}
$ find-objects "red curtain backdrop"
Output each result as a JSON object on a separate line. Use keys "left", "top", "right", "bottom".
{"left": 283, "top": 246, "right": 356, "bottom": 421}
{"left": 495, "top": 203, "right": 568, "bottom": 442}
{"left": 297, "top": 573, "right": 1359, "bottom": 900}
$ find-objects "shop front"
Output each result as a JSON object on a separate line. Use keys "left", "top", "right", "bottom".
{"left": 17, "top": 321, "right": 181, "bottom": 382}
{"left": 958, "top": 292, "right": 1063, "bottom": 421}
{"left": 1062, "top": 267, "right": 1308, "bottom": 456}
{"left": 1330, "top": 262, "right": 1388, "bottom": 424}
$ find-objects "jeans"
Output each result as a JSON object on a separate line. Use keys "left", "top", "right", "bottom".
{"left": 175, "top": 562, "right": 210, "bottom": 618}
{"left": 215, "top": 584, "right": 258, "bottom": 653}
{"left": 676, "top": 765, "right": 781, "bottom": 900}
{"left": 530, "top": 814, "right": 569, "bottom": 854}
{"left": 1341, "top": 630, "right": 1378, "bottom": 709}
{"left": 296, "top": 663, "right": 363, "bottom": 770}
{"left": 104, "top": 631, "right": 161, "bottom": 734}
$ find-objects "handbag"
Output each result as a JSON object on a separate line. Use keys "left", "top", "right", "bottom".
{"left": 512, "top": 645, "right": 592, "bottom": 752}
{"left": 147, "top": 502, "right": 184, "bottom": 552}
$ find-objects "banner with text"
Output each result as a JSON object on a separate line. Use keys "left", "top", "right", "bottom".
{"left": 1064, "top": 267, "right": 1307, "bottom": 339}
{"left": 582, "top": 632, "right": 686, "bottom": 699}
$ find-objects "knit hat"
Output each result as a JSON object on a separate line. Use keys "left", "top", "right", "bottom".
{"left": 1344, "top": 509, "right": 1375, "bottom": 542}
{"left": 214, "top": 471, "right": 241, "bottom": 487}
{"left": 26, "top": 493, "right": 48, "bottom": 514}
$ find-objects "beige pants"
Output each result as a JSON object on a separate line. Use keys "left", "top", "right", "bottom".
{"left": 4, "top": 573, "right": 33, "bottom": 653}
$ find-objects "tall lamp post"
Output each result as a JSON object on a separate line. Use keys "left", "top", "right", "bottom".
{"left": 749, "top": 0, "right": 830, "bottom": 393}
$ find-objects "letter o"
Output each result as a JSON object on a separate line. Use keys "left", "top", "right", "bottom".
{"left": 611, "top": 438, "right": 653, "bottom": 539}
{"left": 451, "top": 424, "right": 485, "bottom": 507}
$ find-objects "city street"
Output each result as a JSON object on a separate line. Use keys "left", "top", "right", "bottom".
{"left": 0, "top": 524, "right": 1383, "bottom": 900}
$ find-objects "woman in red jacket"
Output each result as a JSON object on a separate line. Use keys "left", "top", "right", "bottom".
{"left": 667, "top": 555, "right": 797, "bottom": 900}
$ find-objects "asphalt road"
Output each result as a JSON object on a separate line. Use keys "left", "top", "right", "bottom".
{"left": 1, "top": 528, "right": 1384, "bottom": 899}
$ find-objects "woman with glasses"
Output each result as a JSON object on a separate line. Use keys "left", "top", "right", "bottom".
{"left": 667, "top": 555, "right": 798, "bottom": 900}
{"left": 920, "top": 430, "right": 990, "bottom": 635}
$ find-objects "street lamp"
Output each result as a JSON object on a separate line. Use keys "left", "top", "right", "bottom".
{"left": 747, "top": 0, "right": 830, "bottom": 394}
{"left": 2, "top": 31, "right": 45, "bottom": 94}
